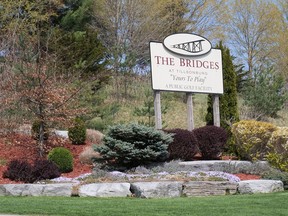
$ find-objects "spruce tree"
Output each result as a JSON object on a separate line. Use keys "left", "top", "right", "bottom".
{"left": 206, "top": 42, "right": 239, "bottom": 130}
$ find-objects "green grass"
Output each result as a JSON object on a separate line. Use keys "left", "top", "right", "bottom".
{"left": 104, "top": 77, "right": 288, "bottom": 130}
{"left": 0, "top": 192, "right": 288, "bottom": 216}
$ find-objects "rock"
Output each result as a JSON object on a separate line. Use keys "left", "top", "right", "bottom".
{"left": 182, "top": 181, "right": 238, "bottom": 196}
{"left": 178, "top": 160, "right": 271, "bottom": 174}
{"left": 238, "top": 180, "right": 284, "bottom": 194}
{"left": 0, "top": 184, "right": 73, "bottom": 196}
{"left": 130, "top": 181, "right": 182, "bottom": 198}
{"left": 79, "top": 183, "right": 131, "bottom": 197}
{"left": 179, "top": 160, "right": 251, "bottom": 172}
{"left": 54, "top": 130, "right": 69, "bottom": 139}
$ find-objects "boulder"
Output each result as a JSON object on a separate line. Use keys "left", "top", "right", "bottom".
{"left": 0, "top": 184, "right": 73, "bottom": 196}
{"left": 130, "top": 181, "right": 182, "bottom": 198}
{"left": 79, "top": 183, "right": 131, "bottom": 197}
{"left": 178, "top": 160, "right": 271, "bottom": 174}
{"left": 182, "top": 181, "right": 238, "bottom": 196}
{"left": 238, "top": 180, "right": 284, "bottom": 194}
{"left": 54, "top": 130, "right": 69, "bottom": 139}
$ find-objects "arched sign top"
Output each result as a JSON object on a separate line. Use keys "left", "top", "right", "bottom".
{"left": 163, "top": 33, "right": 212, "bottom": 57}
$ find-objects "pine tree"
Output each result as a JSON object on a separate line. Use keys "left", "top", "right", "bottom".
{"left": 206, "top": 42, "right": 239, "bottom": 129}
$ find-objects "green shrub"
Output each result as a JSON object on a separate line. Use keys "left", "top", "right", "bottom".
{"left": 48, "top": 147, "right": 73, "bottom": 173}
{"left": 261, "top": 168, "right": 288, "bottom": 188}
{"left": 231, "top": 120, "right": 277, "bottom": 161}
{"left": 31, "top": 120, "right": 49, "bottom": 141}
{"left": 266, "top": 127, "right": 288, "bottom": 172}
{"left": 86, "top": 117, "right": 106, "bottom": 132}
{"left": 164, "top": 128, "right": 199, "bottom": 161}
{"left": 193, "top": 126, "right": 227, "bottom": 160}
{"left": 94, "top": 123, "right": 173, "bottom": 170}
{"left": 68, "top": 117, "right": 87, "bottom": 145}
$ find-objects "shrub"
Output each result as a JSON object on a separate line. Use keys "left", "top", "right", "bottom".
{"left": 261, "top": 168, "right": 288, "bottom": 188}
{"left": 48, "top": 147, "right": 73, "bottom": 173}
{"left": 32, "top": 159, "right": 61, "bottom": 181}
{"left": 68, "top": 117, "right": 86, "bottom": 145}
{"left": 231, "top": 120, "right": 277, "bottom": 161}
{"left": 94, "top": 123, "right": 173, "bottom": 170}
{"left": 86, "top": 129, "right": 104, "bottom": 145}
{"left": 3, "top": 159, "right": 61, "bottom": 183}
{"left": 3, "top": 160, "right": 34, "bottom": 183}
{"left": 79, "top": 145, "right": 102, "bottom": 165}
{"left": 266, "top": 127, "right": 288, "bottom": 172}
{"left": 193, "top": 126, "right": 227, "bottom": 160}
{"left": 31, "top": 120, "right": 49, "bottom": 140}
{"left": 164, "top": 128, "right": 199, "bottom": 161}
{"left": 86, "top": 117, "right": 106, "bottom": 132}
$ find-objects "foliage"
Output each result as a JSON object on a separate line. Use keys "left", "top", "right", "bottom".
{"left": 31, "top": 120, "right": 49, "bottom": 141}
{"left": 164, "top": 129, "right": 199, "bottom": 161}
{"left": 242, "top": 67, "right": 287, "bottom": 120}
{"left": 3, "top": 159, "right": 60, "bottom": 183}
{"left": 68, "top": 117, "right": 87, "bottom": 145}
{"left": 266, "top": 127, "right": 288, "bottom": 172}
{"left": 134, "top": 89, "right": 168, "bottom": 127}
{"left": 30, "top": 159, "right": 61, "bottom": 182}
{"left": 48, "top": 147, "right": 73, "bottom": 173}
{"left": 3, "top": 160, "right": 33, "bottom": 183}
{"left": 226, "top": 0, "right": 283, "bottom": 74}
{"left": 206, "top": 42, "right": 239, "bottom": 129}
{"left": 261, "top": 168, "right": 288, "bottom": 187}
{"left": 231, "top": 120, "right": 277, "bottom": 161}
{"left": 235, "top": 63, "right": 250, "bottom": 93}
{"left": 86, "top": 117, "right": 107, "bottom": 132}
{"left": 0, "top": 0, "right": 106, "bottom": 157}
{"left": 94, "top": 123, "right": 172, "bottom": 170}
{"left": 193, "top": 126, "right": 227, "bottom": 160}
{"left": 205, "top": 42, "right": 239, "bottom": 156}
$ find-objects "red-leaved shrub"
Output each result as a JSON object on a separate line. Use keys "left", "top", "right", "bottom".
{"left": 3, "top": 159, "right": 61, "bottom": 183}
{"left": 193, "top": 126, "right": 227, "bottom": 160}
{"left": 165, "top": 128, "right": 199, "bottom": 161}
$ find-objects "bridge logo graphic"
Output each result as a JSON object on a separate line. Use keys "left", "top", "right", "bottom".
{"left": 163, "top": 33, "right": 212, "bottom": 57}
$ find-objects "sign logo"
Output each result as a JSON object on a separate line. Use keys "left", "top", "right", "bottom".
{"left": 163, "top": 33, "right": 212, "bottom": 57}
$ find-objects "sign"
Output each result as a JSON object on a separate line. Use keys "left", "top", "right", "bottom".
{"left": 150, "top": 37, "right": 223, "bottom": 94}
{"left": 163, "top": 33, "right": 212, "bottom": 56}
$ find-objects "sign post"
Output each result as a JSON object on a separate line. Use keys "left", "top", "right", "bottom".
{"left": 150, "top": 33, "right": 223, "bottom": 129}
{"left": 186, "top": 92, "right": 194, "bottom": 131}
{"left": 154, "top": 90, "right": 162, "bottom": 130}
{"left": 212, "top": 95, "right": 220, "bottom": 127}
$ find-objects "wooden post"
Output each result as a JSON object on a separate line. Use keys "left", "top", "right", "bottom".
{"left": 154, "top": 90, "right": 162, "bottom": 130}
{"left": 186, "top": 92, "right": 194, "bottom": 131}
{"left": 212, "top": 95, "right": 220, "bottom": 127}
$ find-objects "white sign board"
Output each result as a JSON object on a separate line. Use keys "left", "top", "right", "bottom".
{"left": 150, "top": 41, "right": 223, "bottom": 94}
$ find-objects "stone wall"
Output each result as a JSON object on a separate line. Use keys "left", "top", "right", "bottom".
{"left": 0, "top": 180, "right": 284, "bottom": 198}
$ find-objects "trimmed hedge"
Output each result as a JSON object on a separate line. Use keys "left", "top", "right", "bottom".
{"left": 48, "top": 147, "right": 73, "bottom": 173}
{"left": 164, "top": 128, "right": 199, "bottom": 161}
{"left": 3, "top": 159, "right": 60, "bottom": 183}
{"left": 266, "top": 127, "right": 288, "bottom": 172}
{"left": 193, "top": 126, "right": 227, "bottom": 160}
{"left": 231, "top": 120, "right": 277, "bottom": 161}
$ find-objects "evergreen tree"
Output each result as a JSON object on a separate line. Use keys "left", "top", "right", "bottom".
{"left": 243, "top": 66, "right": 287, "bottom": 119}
{"left": 206, "top": 42, "right": 239, "bottom": 129}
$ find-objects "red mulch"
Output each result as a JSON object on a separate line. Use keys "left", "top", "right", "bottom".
{"left": 0, "top": 133, "right": 261, "bottom": 184}
{"left": 0, "top": 133, "right": 92, "bottom": 184}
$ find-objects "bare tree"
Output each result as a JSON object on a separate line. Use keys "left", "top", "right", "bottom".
{"left": 225, "top": 0, "right": 282, "bottom": 76}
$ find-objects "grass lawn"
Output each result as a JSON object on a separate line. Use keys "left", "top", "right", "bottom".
{"left": 0, "top": 192, "right": 287, "bottom": 216}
